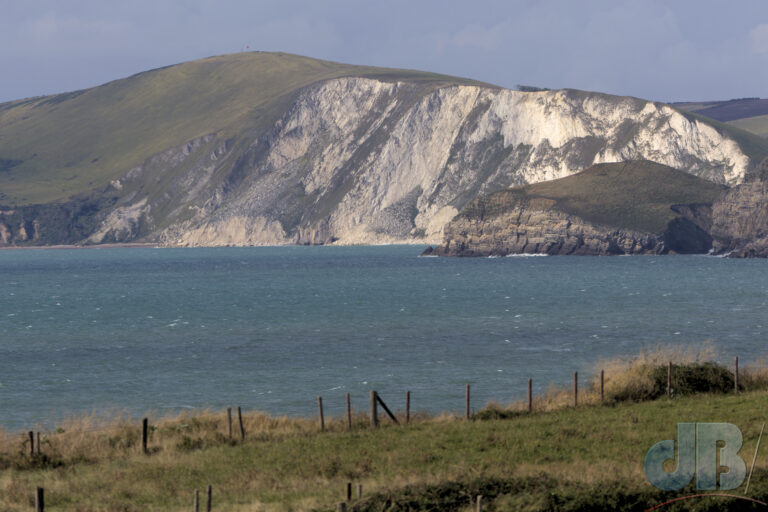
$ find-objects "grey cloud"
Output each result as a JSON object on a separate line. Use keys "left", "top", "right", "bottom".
{"left": 1, "top": 0, "right": 767, "bottom": 103}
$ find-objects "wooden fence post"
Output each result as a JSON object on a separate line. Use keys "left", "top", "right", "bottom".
{"left": 35, "top": 487, "right": 44, "bottom": 512}
{"left": 527, "top": 378, "right": 532, "bottom": 412}
{"left": 227, "top": 408, "right": 232, "bottom": 440}
{"left": 357, "top": 483, "right": 363, "bottom": 498}
{"left": 346, "top": 482, "right": 352, "bottom": 501}
{"left": 573, "top": 371, "right": 578, "bottom": 407}
{"left": 735, "top": 356, "right": 739, "bottom": 393}
{"left": 476, "top": 494, "right": 483, "bottom": 512}
{"left": 600, "top": 369, "right": 605, "bottom": 402}
{"left": 465, "top": 384, "right": 470, "bottom": 420}
{"left": 28, "top": 431, "right": 34, "bottom": 457}
{"left": 206, "top": 485, "right": 212, "bottom": 512}
{"left": 142, "top": 418, "right": 148, "bottom": 454}
{"left": 667, "top": 361, "right": 672, "bottom": 398}
{"left": 370, "top": 391, "right": 378, "bottom": 427}
{"left": 375, "top": 393, "right": 400, "bottom": 424}
{"left": 318, "top": 397, "right": 325, "bottom": 432}
{"left": 194, "top": 489, "right": 200, "bottom": 512}
{"left": 346, "top": 393, "right": 352, "bottom": 430}
{"left": 237, "top": 406, "right": 245, "bottom": 441}
{"left": 37, "top": 432, "right": 41, "bottom": 455}
{"left": 405, "top": 391, "right": 411, "bottom": 425}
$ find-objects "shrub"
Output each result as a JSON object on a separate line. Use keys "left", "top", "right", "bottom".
{"left": 650, "top": 362, "right": 735, "bottom": 398}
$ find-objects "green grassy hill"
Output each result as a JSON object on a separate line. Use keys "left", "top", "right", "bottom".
{"left": 730, "top": 114, "right": 768, "bottom": 138}
{"left": 462, "top": 160, "right": 726, "bottom": 234}
{"left": 672, "top": 98, "right": 768, "bottom": 139}
{"left": 0, "top": 52, "right": 491, "bottom": 206}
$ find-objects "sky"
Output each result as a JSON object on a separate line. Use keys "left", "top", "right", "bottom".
{"left": 1, "top": 0, "right": 767, "bottom": 104}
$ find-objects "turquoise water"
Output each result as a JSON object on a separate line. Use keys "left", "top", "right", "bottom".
{"left": 1, "top": 246, "right": 767, "bottom": 431}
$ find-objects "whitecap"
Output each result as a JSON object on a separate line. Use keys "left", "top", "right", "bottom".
{"left": 505, "top": 253, "right": 548, "bottom": 257}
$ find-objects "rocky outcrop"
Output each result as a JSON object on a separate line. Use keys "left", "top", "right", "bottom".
{"left": 427, "top": 161, "right": 723, "bottom": 257}
{"left": 711, "top": 159, "right": 768, "bottom": 257}
{"left": 0, "top": 77, "right": 763, "bottom": 247}
{"left": 425, "top": 197, "right": 716, "bottom": 257}
{"left": 430, "top": 158, "right": 768, "bottom": 258}
{"left": 0, "top": 194, "right": 118, "bottom": 246}
{"left": 426, "top": 198, "right": 666, "bottom": 256}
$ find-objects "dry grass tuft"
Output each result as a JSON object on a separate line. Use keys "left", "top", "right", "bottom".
{"left": 741, "top": 356, "right": 768, "bottom": 390}
{"left": 474, "top": 342, "right": 761, "bottom": 419}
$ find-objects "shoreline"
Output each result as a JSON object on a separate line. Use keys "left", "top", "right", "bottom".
{"left": 0, "top": 242, "right": 161, "bottom": 251}
{"left": 0, "top": 242, "right": 433, "bottom": 251}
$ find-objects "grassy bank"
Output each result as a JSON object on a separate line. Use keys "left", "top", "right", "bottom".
{"left": 4, "top": 348, "right": 768, "bottom": 511}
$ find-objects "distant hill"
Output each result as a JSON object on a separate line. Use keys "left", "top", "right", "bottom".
{"left": 0, "top": 52, "right": 766, "bottom": 248}
{"left": 673, "top": 98, "right": 768, "bottom": 138}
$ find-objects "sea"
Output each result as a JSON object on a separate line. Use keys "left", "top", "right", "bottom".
{"left": 1, "top": 245, "right": 767, "bottom": 432}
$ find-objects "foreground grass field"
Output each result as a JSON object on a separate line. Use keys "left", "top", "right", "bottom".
{"left": 4, "top": 349, "right": 768, "bottom": 511}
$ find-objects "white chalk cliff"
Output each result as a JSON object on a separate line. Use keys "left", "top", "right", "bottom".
{"left": 61, "top": 78, "right": 761, "bottom": 246}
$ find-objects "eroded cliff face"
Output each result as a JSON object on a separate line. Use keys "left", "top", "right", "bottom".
{"left": 711, "top": 160, "right": 768, "bottom": 257}
{"left": 427, "top": 197, "right": 667, "bottom": 256}
{"left": 0, "top": 78, "right": 758, "bottom": 247}
{"left": 430, "top": 159, "right": 768, "bottom": 258}
{"left": 425, "top": 196, "right": 715, "bottom": 257}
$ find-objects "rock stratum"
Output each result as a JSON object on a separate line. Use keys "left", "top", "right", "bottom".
{"left": 0, "top": 52, "right": 767, "bottom": 248}
{"left": 710, "top": 159, "right": 768, "bottom": 257}
{"left": 427, "top": 159, "right": 768, "bottom": 257}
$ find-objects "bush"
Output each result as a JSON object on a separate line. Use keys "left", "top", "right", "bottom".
{"left": 650, "top": 362, "right": 735, "bottom": 398}
{"left": 608, "top": 362, "right": 735, "bottom": 402}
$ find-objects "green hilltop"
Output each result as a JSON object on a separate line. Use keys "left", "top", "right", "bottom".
{"left": 0, "top": 52, "right": 491, "bottom": 206}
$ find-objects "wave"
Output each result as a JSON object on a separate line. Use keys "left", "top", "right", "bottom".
{"left": 505, "top": 253, "right": 549, "bottom": 257}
